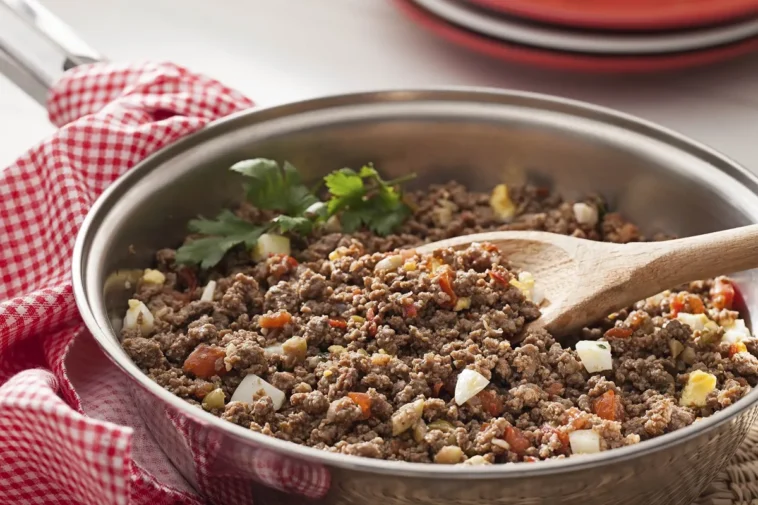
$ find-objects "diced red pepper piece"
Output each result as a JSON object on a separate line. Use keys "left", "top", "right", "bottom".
{"left": 260, "top": 310, "right": 292, "bottom": 329}
{"left": 711, "top": 278, "right": 735, "bottom": 310}
{"left": 504, "top": 426, "right": 531, "bottom": 456}
{"left": 437, "top": 265, "right": 457, "bottom": 306}
{"left": 285, "top": 255, "right": 299, "bottom": 268}
{"left": 592, "top": 390, "right": 624, "bottom": 421}
{"left": 183, "top": 344, "right": 227, "bottom": 379}
{"left": 328, "top": 318, "right": 348, "bottom": 329}
{"left": 477, "top": 389, "right": 505, "bottom": 417}
{"left": 604, "top": 327, "right": 633, "bottom": 339}
{"left": 669, "top": 292, "right": 705, "bottom": 317}
{"left": 348, "top": 392, "right": 372, "bottom": 419}
{"left": 489, "top": 270, "right": 509, "bottom": 286}
{"left": 178, "top": 267, "right": 198, "bottom": 300}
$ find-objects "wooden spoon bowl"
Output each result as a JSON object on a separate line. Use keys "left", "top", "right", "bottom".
{"left": 416, "top": 226, "right": 758, "bottom": 338}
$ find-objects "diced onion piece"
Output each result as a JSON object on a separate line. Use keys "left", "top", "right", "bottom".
{"left": 142, "top": 268, "right": 166, "bottom": 285}
{"left": 412, "top": 420, "right": 428, "bottom": 443}
{"left": 461, "top": 455, "right": 491, "bottom": 466}
{"left": 454, "top": 369, "right": 490, "bottom": 406}
{"left": 575, "top": 340, "right": 613, "bottom": 373}
{"left": 676, "top": 313, "right": 710, "bottom": 331}
{"left": 680, "top": 370, "right": 717, "bottom": 407}
{"left": 263, "top": 344, "right": 284, "bottom": 356}
{"left": 453, "top": 297, "right": 471, "bottom": 312}
{"left": 123, "top": 299, "right": 154, "bottom": 336}
{"left": 669, "top": 339, "right": 685, "bottom": 359}
{"left": 722, "top": 319, "right": 752, "bottom": 344}
{"left": 375, "top": 255, "right": 403, "bottom": 272}
{"left": 231, "top": 374, "right": 285, "bottom": 410}
{"left": 434, "top": 445, "right": 465, "bottom": 464}
{"left": 202, "top": 388, "right": 226, "bottom": 410}
{"left": 200, "top": 280, "right": 217, "bottom": 302}
{"left": 252, "top": 234, "right": 291, "bottom": 262}
{"left": 391, "top": 399, "right": 425, "bottom": 436}
{"left": 489, "top": 184, "right": 516, "bottom": 222}
{"left": 572, "top": 203, "right": 599, "bottom": 227}
{"left": 282, "top": 336, "right": 307, "bottom": 361}
{"left": 569, "top": 429, "right": 601, "bottom": 455}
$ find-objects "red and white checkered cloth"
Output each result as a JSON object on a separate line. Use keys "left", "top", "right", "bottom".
{"left": 0, "top": 62, "right": 330, "bottom": 505}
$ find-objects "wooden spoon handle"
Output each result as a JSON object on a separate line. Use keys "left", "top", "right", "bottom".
{"left": 636, "top": 223, "right": 758, "bottom": 290}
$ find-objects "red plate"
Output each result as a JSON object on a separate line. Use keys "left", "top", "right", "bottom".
{"left": 394, "top": 0, "right": 758, "bottom": 73}
{"left": 465, "top": 0, "right": 758, "bottom": 31}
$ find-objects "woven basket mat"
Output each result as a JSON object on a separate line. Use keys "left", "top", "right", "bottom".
{"left": 695, "top": 425, "right": 758, "bottom": 505}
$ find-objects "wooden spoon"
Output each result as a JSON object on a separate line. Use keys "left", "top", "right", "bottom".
{"left": 415, "top": 225, "right": 758, "bottom": 339}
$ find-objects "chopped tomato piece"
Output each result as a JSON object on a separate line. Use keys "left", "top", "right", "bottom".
{"left": 670, "top": 293, "right": 686, "bottom": 317}
{"left": 328, "top": 318, "right": 348, "bottom": 329}
{"left": 183, "top": 344, "right": 227, "bottom": 379}
{"left": 477, "top": 390, "right": 505, "bottom": 417}
{"left": 627, "top": 311, "right": 645, "bottom": 330}
{"left": 403, "top": 303, "right": 418, "bottom": 318}
{"left": 669, "top": 292, "right": 705, "bottom": 317}
{"left": 285, "top": 255, "right": 299, "bottom": 268}
{"left": 711, "top": 278, "right": 735, "bottom": 310}
{"left": 730, "top": 342, "right": 748, "bottom": 357}
{"left": 604, "top": 327, "right": 633, "bottom": 339}
{"left": 437, "top": 265, "right": 457, "bottom": 306}
{"left": 688, "top": 295, "right": 705, "bottom": 314}
{"left": 482, "top": 243, "right": 500, "bottom": 254}
{"left": 489, "top": 270, "right": 509, "bottom": 286}
{"left": 504, "top": 426, "right": 531, "bottom": 455}
{"left": 260, "top": 310, "right": 292, "bottom": 329}
{"left": 348, "top": 392, "right": 372, "bottom": 419}
{"left": 592, "top": 390, "right": 624, "bottom": 421}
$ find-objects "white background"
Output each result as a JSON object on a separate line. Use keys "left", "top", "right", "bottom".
{"left": 3, "top": 0, "right": 758, "bottom": 171}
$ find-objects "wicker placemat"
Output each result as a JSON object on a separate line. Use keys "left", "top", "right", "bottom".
{"left": 695, "top": 425, "right": 758, "bottom": 505}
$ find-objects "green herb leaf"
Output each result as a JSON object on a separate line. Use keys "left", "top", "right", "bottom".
{"left": 325, "top": 164, "right": 416, "bottom": 236}
{"left": 176, "top": 210, "right": 266, "bottom": 268}
{"left": 231, "top": 158, "right": 319, "bottom": 215}
{"left": 271, "top": 215, "right": 313, "bottom": 235}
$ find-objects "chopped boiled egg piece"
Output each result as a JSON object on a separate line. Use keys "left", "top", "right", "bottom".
{"left": 252, "top": 233, "right": 290, "bottom": 262}
{"left": 572, "top": 203, "right": 599, "bottom": 227}
{"left": 722, "top": 319, "right": 752, "bottom": 344}
{"left": 676, "top": 313, "right": 710, "bottom": 331}
{"left": 123, "top": 299, "right": 154, "bottom": 336}
{"left": 569, "top": 429, "right": 601, "bottom": 455}
{"left": 231, "top": 374, "right": 285, "bottom": 410}
{"left": 142, "top": 269, "right": 165, "bottom": 285}
{"left": 575, "top": 340, "right": 613, "bottom": 373}
{"left": 200, "top": 280, "right": 216, "bottom": 302}
{"left": 454, "top": 369, "right": 490, "bottom": 406}
{"left": 679, "top": 370, "right": 717, "bottom": 407}
{"left": 489, "top": 184, "right": 516, "bottom": 222}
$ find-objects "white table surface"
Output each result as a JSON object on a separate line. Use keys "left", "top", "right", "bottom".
{"left": 3, "top": 0, "right": 758, "bottom": 171}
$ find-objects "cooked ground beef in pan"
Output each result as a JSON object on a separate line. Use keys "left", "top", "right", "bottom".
{"left": 121, "top": 179, "right": 758, "bottom": 464}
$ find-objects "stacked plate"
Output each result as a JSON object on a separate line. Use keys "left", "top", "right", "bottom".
{"left": 394, "top": 0, "right": 758, "bottom": 72}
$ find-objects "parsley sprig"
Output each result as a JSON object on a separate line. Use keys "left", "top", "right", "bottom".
{"left": 175, "top": 159, "right": 415, "bottom": 269}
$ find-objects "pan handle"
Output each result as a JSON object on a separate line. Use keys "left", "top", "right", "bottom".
{"left": 0, "top": 0, "right": 102, "bottom": 106}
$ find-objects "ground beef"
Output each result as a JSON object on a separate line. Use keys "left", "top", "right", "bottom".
{"left": 121, "top": 181, "right": 756, "bottom": 465}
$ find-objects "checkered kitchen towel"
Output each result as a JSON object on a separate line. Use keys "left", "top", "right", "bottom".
{"left": 0, "top": 62, "right": 329, "bottom": 505}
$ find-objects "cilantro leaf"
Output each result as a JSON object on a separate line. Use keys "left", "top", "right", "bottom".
{"left": 231, "top": 158, "right": 319, "bottom": 215}
{"left": 271, "top": 215, "right": 313, "bottom": 235}
{"left": 325, "top": 164, "right": 416, "bottom": 236}
{"left": 176, "top": 210, "right": 266, "bottom": 268}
